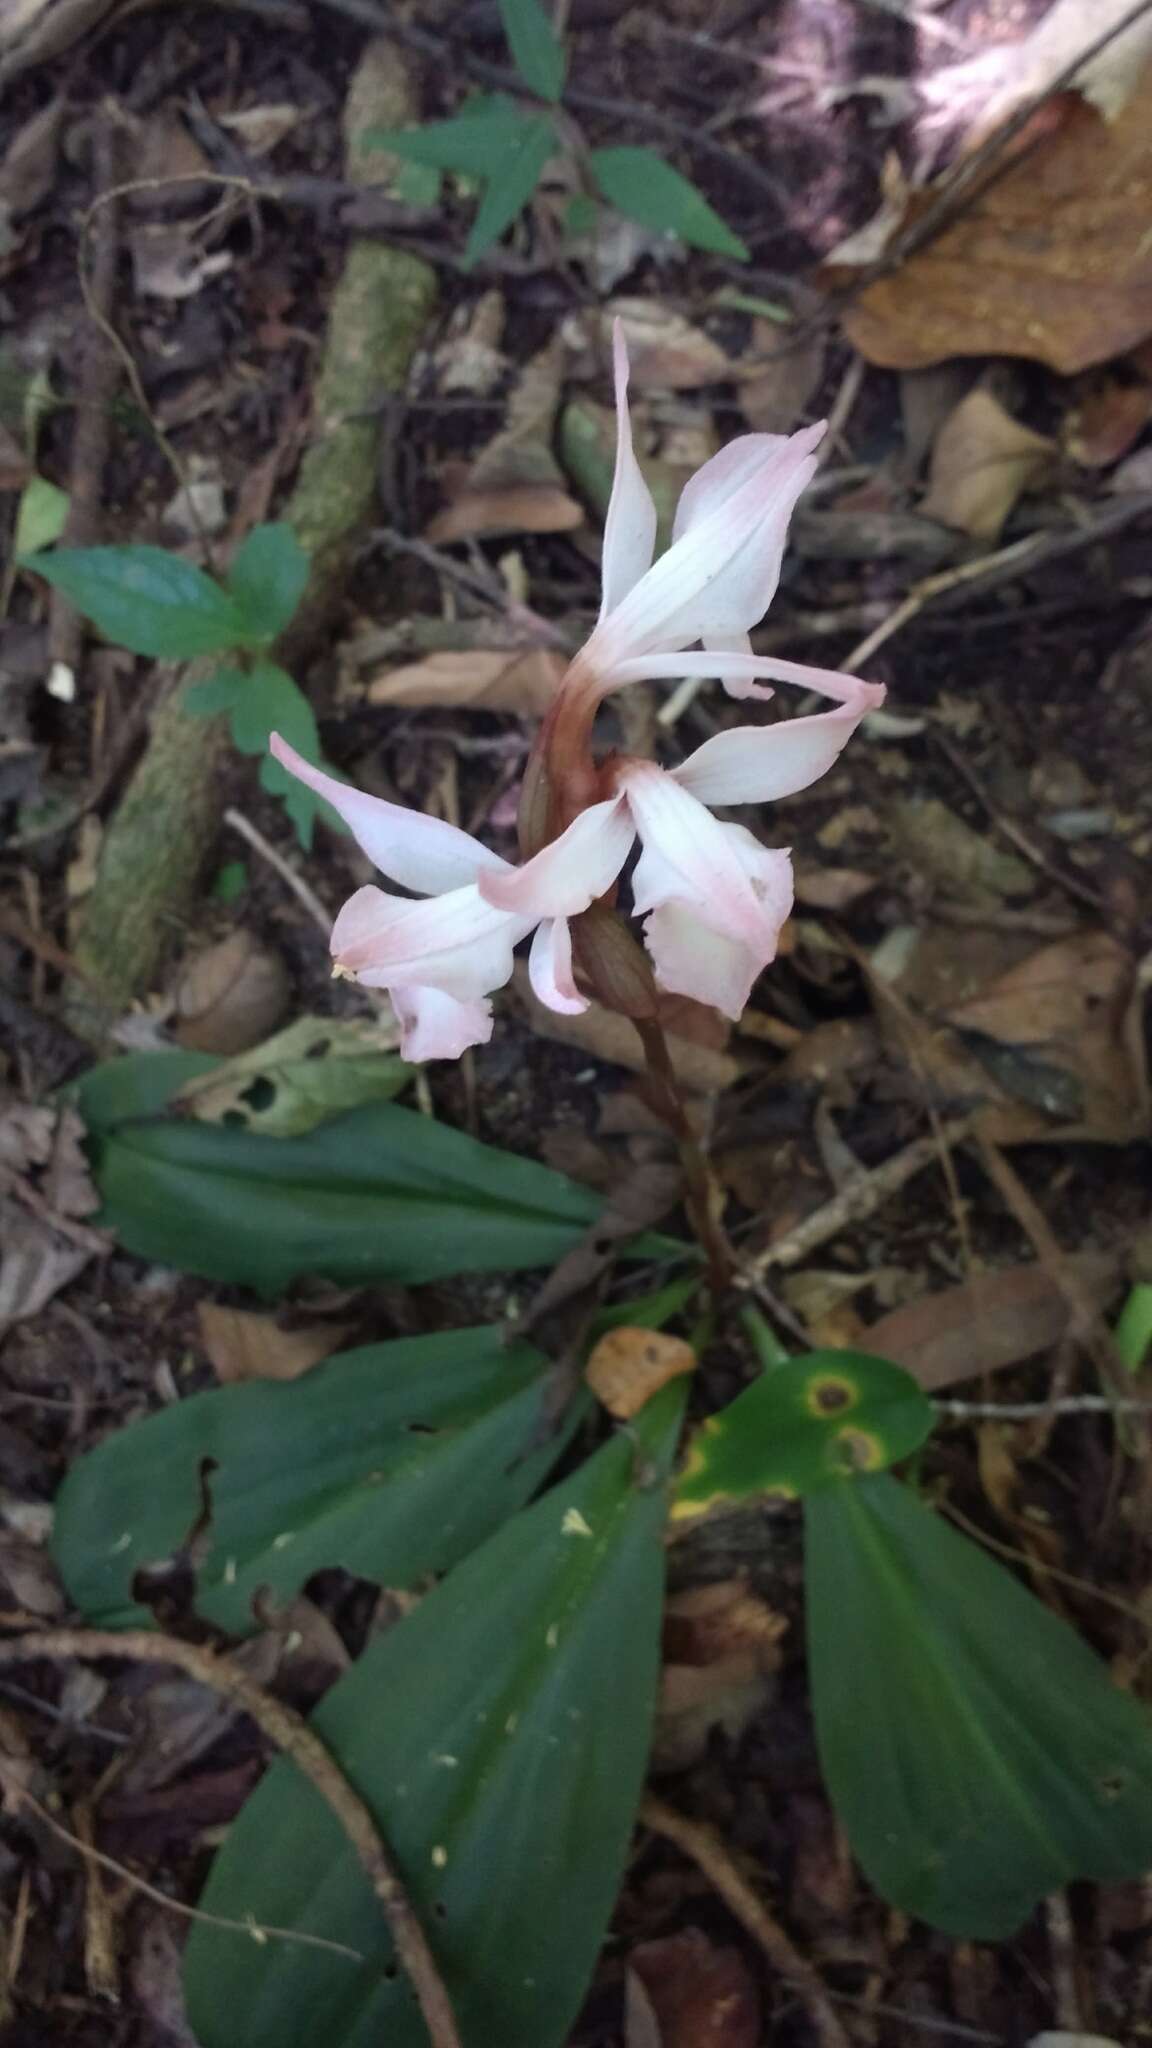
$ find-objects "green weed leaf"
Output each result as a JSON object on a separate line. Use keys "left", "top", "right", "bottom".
{"left": 182, "top": 1384, "right": 685, "bottom": 2048}
{"left": 54, "top": 1326, "right": 578, "bottom": 1633}
{"left": 464, "top": 112, "right": 554, "bottom": 262}
{"left": 364, "top": 95, "right": 532, "bottom": 177}
{"left": 14, "top": 476, "right": 69, "bottom": 557}
{"left": 498, "top": 0, "right": 566, "bottom": 100}
{"left": 20, "top": 545, "right": 249, "bottom": 658}
{"left": 589, "top": 146, "right": 748, "bottom": 260}
{"left": 226, "top": 522, "right": 309, "bottom": 644}
{"left": 171, "top": 1015, "right": 408, "bottom": 1137}
{"left": 806, "top": 1474, "right": 1152, "bottom": 1936}
{"left": 671, "top": 1349, "right": 934, "bottom": 1519}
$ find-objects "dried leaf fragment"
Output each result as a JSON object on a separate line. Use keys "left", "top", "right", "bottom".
{"left": 921, "top": 388, "right": 1055, "bottom": 541}
{"left": 172, "top": 930, "right": 291, "bottom": 1056}
{"left": 366, "top": 646, "right": 566, "bottom": 716}
{"left": 197, "top": 1303, "right": 355, "bottom": 1384}
{"left": 585, "top": 1326, "right": 697, "bottom": 1419}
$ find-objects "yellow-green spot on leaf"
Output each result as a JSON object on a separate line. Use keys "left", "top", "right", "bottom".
{"left": 671, "top": 1350, "right": 934, "bottom": 1515}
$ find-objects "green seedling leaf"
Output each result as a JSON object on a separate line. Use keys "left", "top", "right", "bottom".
{"left": 590, "top": 146, "right": 749, "bottom": 260}
{"left": 54, "top": 1326, "right": 578, "bottom": 1633}
{"left": 1115, "top": 1283, "right": 1152, "bottom": 1374}
{"left": 76, "top": 1052, "right": 684, "bottom": 1293}
{"left": 185, "top": 661, "right": 337, "bottom": 850}
{"left": 184, "top": 665, "right": 248, "bottom": 719}
{"left": 19, "top": 544, "right": 249, "bottom": 658}
{"left": 393, "top": 159, "right": 442, "bottom": 206}
{"left": 498, "top": 0, "right": 566, "bottom": 100}
{"left": 171, "top": 1015, "right": 408, "bottom": 1137}
{"left": 211, "top": 860, "right": 247, "bottom": 903}
{"left": 14, "top": 476, "right": 69, "bottom": 557}
{"left": 364, "top": 94, "right": 533, "bottom": 177}
{"left": 183, "top": 1383, "right": 686, "bottom": 2048}
{"left": 464, "top": 112, "right": 554, "bottom": 263}
{"left": 671, "top": 1349, "right": 933, "bottom": 1521}
{"left": 226, "top": 522, "right": 309, "bottom": 644}
{"left": 564, "top": 192, "right": 599, "bottom": 238}
{"left": 806, "top": 1473, "right": 1152, "bottom": 1937}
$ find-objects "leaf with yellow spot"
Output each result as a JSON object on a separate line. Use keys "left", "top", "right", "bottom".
{"left": 670, "top": 1350, "right": 934, "bottom": 1520}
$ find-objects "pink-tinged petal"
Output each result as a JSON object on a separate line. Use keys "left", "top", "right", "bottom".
{"left": 674, "top": 685, "right": 886, "bottom": 808}
{"left": 477, "top": 797, "right": 634, "bottom": 918}
{"left": 582, "top": 423, "right": 824, "bottom": 679}
{"left": 641, "top": 904, "right": 763, "bottom": 1021}
{"left": 529, "top": 917, "right": 587, "bottom": 1015}
{"left": 391, "top": 985, "right": 494, "bottom": 1061}
{"left": 670, "top": 430, "right": 819, "bottom": 543}
{"left": 331, "top": 883, "right": 528, "bottom": 1002}
{"left": 269, "top": 734, "right": 509, "bottom": 896}
{"left": 622, "top": 764, "right": 790, "bottom": 950}
{"left": 599, "top": 322, "right": 658, "bottom": 620}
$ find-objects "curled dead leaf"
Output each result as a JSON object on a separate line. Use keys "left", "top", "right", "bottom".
{"left": 172, "top": 930, "right": 291, "bottom": 1056}
{"left": 427, "top": 335, "right": 582, "bottom": 541}
{"left": 864, "top": 1252, "right": 1119, "bottom": 1392}
{"left": 197, "top": 1303, "right": 355, "bottom": 1384}
{"left": 628, "top": 1929, "right": 762, "bottom": 2048}
{"left": 921, "top": 388, "right": 1055, "bottom": 541}
{"left": 366, "top": 647, "right": 565, "bottom": 716}
{"left": 593, "top": 298, "right": 732, "bottom": 390}
{"left": 585, "top": 1326, "right": 697, "bottom": 1419}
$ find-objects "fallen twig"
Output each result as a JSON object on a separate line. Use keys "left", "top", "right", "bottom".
{"left": 640, "top": 1792, "right": 851, "bottom": 2048}
{"left": 224, "top": 807, "right": 332, "bottom": 938}
{"left": 0, "top": 1627, "right": 461, "bottom": 2047}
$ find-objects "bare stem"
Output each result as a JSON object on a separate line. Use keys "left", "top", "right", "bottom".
{"left": 633, "top": 1015, "right": 735, "bottom": 1291}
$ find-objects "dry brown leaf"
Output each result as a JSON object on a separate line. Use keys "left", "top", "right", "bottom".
{"left": 433, "top": 289, "right": 505, "bottom": 396}
{"left": 0, "top": 0, "right": 117, "bottom": 85}
{"left": 585, "top": 1326, "right": 696, "bottom": 1420}
{"left": 792, "top": 864, "right": 877, "bottom": 911}
{"left": 215, "top": 104, "right": 304, "bottom": 157}
{"left": 654, "top": 1582, "right": 785, "bottom": 1773}
{"left": 830, "top": 74, "right": 1152, "bottom": 374}
{"left": 921, "top": 388, "right": 1055, "bottom": 541}
{"left": 425, "top": 484, "right": 581, "bottom": 542}
{"left": 738, "top": 317, "right": 826, "bottom": 433}
{"left": 0, "top": 1104, "right": 107, "bottom": 1338}
{"left": 427, "top": 335, "right": 581, "bottom": 541}
{"left": 863, "top": 1252, "right": 1119, "bottom": 1392}
{"left": 596, "top": 298, "right": 732, "bottom": 390}
{"left": 366, "top": 646, "right": 565, "bottom": 716}
{"left": 511, "top": 961, "right": 740, "bottom": 1092}
{"left": 628, "top": 1929, "right": 762, "bottom": 2048}
{"left": 197, "top": 1303, "right": 355, "bottom": 1384}
{"left": 0, "top": 97, "right": 62, "bottom": 218}
{"left": 172, "top": 930, "right": 291, "bottom": 1056}
{"left": 1064, "top": 376, "right": 1152, "bottom": 467}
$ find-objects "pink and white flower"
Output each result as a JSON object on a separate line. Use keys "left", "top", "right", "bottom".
{"left": 268, "top": 327, "right": 885, "bottom": 1058}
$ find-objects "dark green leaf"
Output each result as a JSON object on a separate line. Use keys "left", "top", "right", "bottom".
{"left": 464, "top": 113, "right": 554, "bottom": 263}
{"left": 563, "top": 192, "right": 599, "bottom": 238}
{"left": 589, "top": 146, "right": 748, "bottom": 260}
{"left": 211, "top": 860, "right": 248, "bottom": 903}
{"left": 76, "top": 1053, "right": 684, "bottom": 1293}
{"left": 184, "top": 666, "right": 249, "bottom": 720}
{"left": 806, "top": 1474, "right": 1152, "bottom": 1937}
{"left": 54, "top": 1326, "right": 578, "bottom": 1633}
{"left": 226, "top": 523, "right": 309, "bottom": 644}
{"left": 363, "top": 95, "right": 532, "bottom": 177}
{"left": 20, "top": 545, "right": 248, "bottom": 658}
{"left": 183, "top": 1383, "right": 686, "bottom": 2048}
{"left": 671, "top": 1349, "right": 934, "bottom": 1520}
{"left": 1115, "top": 1283, "right": 1152, "bottom": 1374}
{"left": 498, "top": 0, "right": 566, "bottom": 100}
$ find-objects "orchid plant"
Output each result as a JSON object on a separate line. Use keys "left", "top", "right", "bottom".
{"left": 270, "top": 327, "right": 885, "bottom": 1063}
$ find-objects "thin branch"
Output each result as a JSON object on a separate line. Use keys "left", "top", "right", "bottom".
{"left": 0, "top": 1628, "right": 461, "bottom": 2048}
{"left": 640, "top": 1793, "right": 851, "bottom": 2048}
{"left": 935, "top": 1395, "right": 1152, "bottom": 1419}
{"left": 223, "top": 808, "right": 333, "bottom": 938}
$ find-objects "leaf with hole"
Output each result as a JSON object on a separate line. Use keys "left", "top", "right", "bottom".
{"left": 226, "top": 522, "right": 309, "bottom": 643}
{"left": 76, "top": 1053, "right": 684, "bottom": 1293}
{"left": 19, "top": 544, "right": 250, "bottom": 657}
{"left": 497, "top": 0, "right": 566, "bottom": 100}
{"left": 671, "top": 1350, "right": 934, "bottom": 1519}
{"left": 806, "top": 1473, "right": 1152, "bottom": 1936}
{"left": 183, "top": 1382, "right": 686, "bottom": 2048}
{"left": 53, "top": 1325, "right": 579, "bottom": 1633}
{"left": 589, "top": 147, "right": 748, "bottom": 260}
{"left": 170, "top": 1015, "right": 407, "bottom": 1136}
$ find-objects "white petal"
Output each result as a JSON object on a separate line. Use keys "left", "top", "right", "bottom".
{"left": 623, "top": 766, "right": 782, "bottom": 947}
{"left": 641, "top": 903, "right": 764, "bottom": 1021}
{"left": 529, "top": 918, "right": 587, "bottom": 1014}
{"left": 331, "top": 883, "right": 528, "bottom": 1002}
{"left": 599, "top": 322, "right": 658, "bottom": 619}
{"left": 671, "top": 433, "right": 803, "bottom": 542}
{"left": 627, "top": 802, "right": 793, "bottom": 1020}
{"left": 478, "top": 797, "right": 634, "bottom": 917}
{"left": 581, "top": 423, "right": 824, "bottom": 679}
{"left": 675, "top": 689, "right": 885, "bottom": 807}
{"left": 391, "top": 985, "right": 494, "bottom": 1060}
{"left": 269, "top": 734, "right": 509, "bottom": 895}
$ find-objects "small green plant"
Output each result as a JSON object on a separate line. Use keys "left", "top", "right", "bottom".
{"left": 21, "top": 523, "right": 334, "bottom": 847}
{"left": 368, "top": 0, "right": 749, "bottom": 265}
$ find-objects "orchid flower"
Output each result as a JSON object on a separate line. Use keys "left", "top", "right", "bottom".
{"left": 268, "top": 327, "right": 884, "bottom": 1058}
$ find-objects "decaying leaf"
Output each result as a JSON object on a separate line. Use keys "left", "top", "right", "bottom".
{"left": 197, "top": 1303, "right": 355, "bottom": 1384}
{"left": 921, "top": 388, "right": 1055, "bottom": 542}
{"left": 829, "top": 73, "right": 1152, "bottom": 374}
{"left": 654, "top": 1580, "right": 785, "bottom": 1773}
{"left": 0, "top": 0, "right": 119, "bottom": 87}
{"left": 738, "top": 316, "right": 826, "bottom": 433}
{"left": 433, "top": 289, "right": 506, "bottom": 396}
{"left": 628, "top": 1929, "right": 761, "bottom": 2048}
{"left": 864, "top": 1252, "right": 1119, "bottom": 1392}
{"left": 172, "top": 930, "right": 291, "bottom": 1057}
{"left": 0, "top": 97, "right": 63, "bottom": 219}
{"left": 511, "top": 961, "right": 741, "bottom": 1092}
{"left": 426, "top": 335, "right": 582, "bottom": 541}
{"left": 1064, "top": 375, "right": 1152, "bottom": 468}
{"left": 585, "top": 1326, "right": 696, "bottom": 1419}
{"left": 366, "top": 646, "right": 566, "bottom": 716}
{"left": 888, "top": 798, "right": 1032, "bottom": 901}
{"left": 172, "top": 1014, "right": 407, "bottom": 1135}
{"left": 0, "top": 1104, "right": 108, "bottom": 1339}
{"left": 591, "top": 298, "right": 732, "bottom": 391}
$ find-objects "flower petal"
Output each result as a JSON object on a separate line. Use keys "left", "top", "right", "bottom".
{"left": 599, "top": 322, "right": 658, "bottom": 620}
{"left": 269, "top": 734, "right": 509, "bottom": 895}
{"left": 331, "top": 883, "right": 528, "bottom": 1001}
{"left": 478, "top": 796, "right": 634, "bottom": 917}
{"left": 582, "top": 423, "right": 824, "bottom": 679}
{"left": 529, "top": 917, "right": 587, "bottom": 1014}
{"left": 674, "top": 685, "right": 885, "bottom": 807}
{"left": 391, "top": 985, "right": 494, "bottom": 1061}
{"left": 640, "top": 903, "right": 764, "bottom": 1021}
{"left": 623, "top": 764, "right": 791, "bottom": 949}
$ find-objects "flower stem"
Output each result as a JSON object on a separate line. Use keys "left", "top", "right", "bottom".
{"left": 633, "top": 1015, "right": 736, "bottom": 1293}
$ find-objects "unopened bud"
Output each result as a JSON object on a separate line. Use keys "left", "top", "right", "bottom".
{"left": 572, "top": 903, "right": 659, "bottom": 1019}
